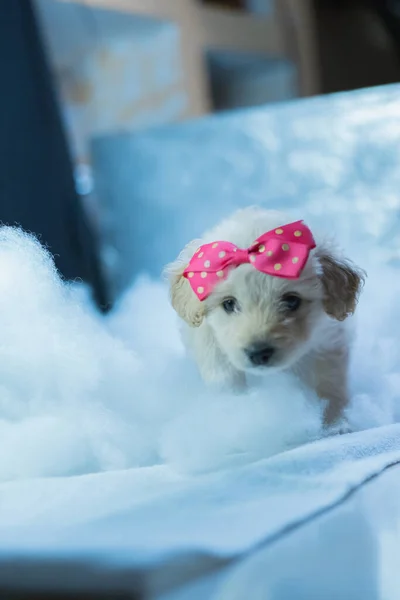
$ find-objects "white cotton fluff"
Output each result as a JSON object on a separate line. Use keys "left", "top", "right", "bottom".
{"left": 346, "top": 263, "right": 400, "bottom": 431}
{"left": 159, "top": 378, "right": 323, "bottom": 473}
{"left": 0, "top": 228, "right": 161, "bottom": 479}
{"left": 0, "top": 226, "right": 398, "bottom": 480}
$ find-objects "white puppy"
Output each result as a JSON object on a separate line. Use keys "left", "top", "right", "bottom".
{"left": 165, "top": 207, "right": 365, "bottom": 427}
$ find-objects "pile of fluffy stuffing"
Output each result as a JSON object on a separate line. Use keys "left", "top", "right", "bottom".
{"left": 0, "top": 226, "right": 398, "bottom": 481}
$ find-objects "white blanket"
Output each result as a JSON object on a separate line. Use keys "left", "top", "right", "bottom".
{"left": 1, "top": 423, "right": 399, "bottom": 597}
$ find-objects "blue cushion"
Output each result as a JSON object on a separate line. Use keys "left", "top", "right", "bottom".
{"left": 91, "top": 84, "right": 400, "bottom": 298}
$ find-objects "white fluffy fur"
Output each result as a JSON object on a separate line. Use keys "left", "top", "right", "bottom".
{"left": 165, "top": 207, "right": 365, "bottom": 428}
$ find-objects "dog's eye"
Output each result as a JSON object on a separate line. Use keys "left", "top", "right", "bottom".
{"left": 282, "top": 294, "right": 302, "bottom": 312}
{"left": 222, "top": 298, "right": 238, "bottom": 314}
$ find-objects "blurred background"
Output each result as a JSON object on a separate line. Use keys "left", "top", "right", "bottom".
{"left": 2, "top": 0, "right": 400, "bottom": 310}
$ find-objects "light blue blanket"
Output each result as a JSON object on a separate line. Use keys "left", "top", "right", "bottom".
{"left": 0, "top": 424, "right": 399, "bottom": 598}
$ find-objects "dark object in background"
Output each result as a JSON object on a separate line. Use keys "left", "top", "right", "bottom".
{"left": 207, "top": 50, "right": 297, "bottom": 110}
{"left": 0, "top": 0, "right": 109, "bottom": 311}
{"left": 201, "top": 0, "right": 247, "bottom": 9}
{"left": 313, "top": 0, "right": 400, "bottom": 94}
{"left": 372, "top": 0, "right": 400, "bottom": 59}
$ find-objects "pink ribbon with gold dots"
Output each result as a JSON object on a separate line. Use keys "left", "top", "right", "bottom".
{"left": 183, "top": 220, "right": 316, "bottom": 301}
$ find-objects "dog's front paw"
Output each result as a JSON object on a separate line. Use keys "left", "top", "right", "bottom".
{"left": 325, "top": 418, "right": 352, "bottom": 436}
{"left": 337, "top": 422, "right": 352, "bottom": 435}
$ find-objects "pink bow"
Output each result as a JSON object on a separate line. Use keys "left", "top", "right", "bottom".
{"left": 183, "top": 220, "right": 316, "bottom": 301}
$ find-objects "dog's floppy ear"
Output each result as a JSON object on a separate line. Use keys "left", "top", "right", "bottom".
{"left": 164, "top": 241, "right": 205, "bottom": 327}
{"left": 317, "top": 250, "right": 365, "bottom": 321}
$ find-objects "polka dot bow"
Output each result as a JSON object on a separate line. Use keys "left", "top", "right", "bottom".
{"left": 183, "top": 220, "right": 316, "bottom": 301}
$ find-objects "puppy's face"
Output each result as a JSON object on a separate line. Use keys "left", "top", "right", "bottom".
{"left": 202, "top": 263, "right": 324, "bottom": 373}
{"left": 165, "top": 208, "right": 365, "bottom": 378}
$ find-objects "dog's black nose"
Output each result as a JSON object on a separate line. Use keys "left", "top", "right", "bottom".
{"left": 245, "top": 344, "right": 275, "bottom": 366}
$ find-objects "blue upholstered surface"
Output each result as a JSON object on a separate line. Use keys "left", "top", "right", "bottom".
{"left": 92, "top": 84, "right": 400, "bottom": 299}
